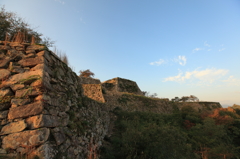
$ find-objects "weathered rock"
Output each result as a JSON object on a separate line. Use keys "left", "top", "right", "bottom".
{"left": 26, "top": 44, "right": 46, "bottom": 52}
{"left": 28, "top": 141, "right": 57, "bottom": 159}
{"left": 0, "top": 120, "right": 27, "bottom": 135}
{"left": 11, "top": 98, "right": 30, "bottom": 106}
{"left": 26, "top": 50, "right": 36, "bottom": 54}
{"left": 2, "top": 128, "right": 50, "bottom": 149}
{"left": 30, "top": 79, "right": 43, "bottom": 87}
{"left": 11, "top": 65, "right": 25, "bottom": 73}
{"left": 9, "top": 42, "right": 23, "bottom": 47}
{"left": 26, "top": 114, "right": 60, "bottom": 129}
{"left": 3, "top": 70, "right": 43, "bottom": 86}
{"left": 15, "top": 46, "right": 25, "bottom": 51}
{"left": 8, "top": 101, "right": 44, "bottom": 120}
{"left": 0, "top": 88, "right": 13, "bottom": 96}
{"left": 0, "top": 69, "right": 10, "bottom": 80}
{"left": 0, "top": 45, "right": 11, "bottom": 50}
{"left": 10, "top": 84, "right": 25, "bottom": 91}
{"left": 15, "top": 88, "right": 40, "bottom": 98}
{"left": 9, "top": 49, "right": 25, "bottom": 61}
{"left": 25, "top": 53, "right": 36, "bottom": 58}
{"left": 0, "top": 110, "right": 8, "bottom": 119}
{"left": 0, "top": 102, "right": 11, "bottom": 111}
{"left": 59, "top": 139, "right": 71, "bottom": 152}
{"left": 34, "top": 94, "right": 50, "bottom": 103}
{"left": 18, "top": 56, "right": 44, "bottom": 67}
{"left": 0, "top": 57, "right": 10, "bottom": 68}
{"left": 51, "top": 128, "right": 66, "bottom": 145}
{"left": 30, "top": 63, "right": 53, "bottom": 75}
{"left": 53, "top": 132, "right": 66, "bottom": 145}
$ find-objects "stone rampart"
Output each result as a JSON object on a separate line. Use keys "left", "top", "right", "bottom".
{"left": 79, "top": 76, "right": 101, "bottom": 84}
{"left": 0, "top": 41, "right": 109, "bottom": 159}
{"left": 102, "top": 77, "right": 143, "bottom": 95}
{"left": 82, "top": 84, "right": 105, "bottom": 103}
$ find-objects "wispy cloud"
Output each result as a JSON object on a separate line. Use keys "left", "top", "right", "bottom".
{"left": 150, "top": 59, "right": 166, "bottom": 66}
{"left": 222, "top": 76, "right": 240, "bottom": 86}
{"left": 150, "top": 56, "right": 187, "bottom": 66}
{"left": 176, "top": 56, "right": 187, "bottom": 66}
{"left": 204, "top": 41, "right": 211, "bottom": 47}
{"left": 54, "top": 0, "right": 65, "bottom": 5}
{"left": 192, "top": 48, "right": 203, "bottom": 53}
{"left": 163, "top": 68, "right": 229, "bottom": 84}
{"left": 219, "top": 48, "right": 225, "bottom": 52}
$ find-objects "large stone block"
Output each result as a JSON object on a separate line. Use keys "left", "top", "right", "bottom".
{"left": 10, "top": 84, "right": 25, "bottom": 91}
{"left": 11, "top": 98, "right": 30, "bottom": 107}
{"left": 8, "top": 101, "right": 44, "bottom": 120}
{"left": 18, "top": 56, "right": 44, "bottom": 67}
{"left": 15, "top": 88, "right": 40, "bottom": 98}
{"left": 2, "top": 70, "right": 43, "bottom": 87}
{"left": 0, "top": 57, "right": 10, "bottom": 68}
{"left": 26, "top": 44, "right": 46, "bottom": 52}
{"left": 0, "top": 88, "right": 13, "bottom": 96}
{"left": 0, "top": 120, "right": 27, "bottom": 135}
{"left": 0, "top": 103, "right": 11, "bottom": 111}
{"left": 30, "top": 63, "right": 53, "bottom": 76}
{"left": 28, "top": 141, "right": 57, "bottom": 159}
{"left": 0, "top": 69, "right": 10, "bottom": 80}
{"left": 0, "top": 110, "right": 8, "bottom": 119}
{"left": 51, "top": 127, "right": 66, "bottom": 145}
{"left": 2, "top": 128, "right": 50, "bottom": 149}
{"left": 26, "top": 114, "right": 60, "bottom": 129}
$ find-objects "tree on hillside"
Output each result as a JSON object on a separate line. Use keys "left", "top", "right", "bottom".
{"left": 177, "top": 95, "right": 199, "bottom": 102}
{"left": 0, "top": 6, "right": 54, "bottom": 46}
{"left": 79, "top": 69, "right": 95, "bottom": 78}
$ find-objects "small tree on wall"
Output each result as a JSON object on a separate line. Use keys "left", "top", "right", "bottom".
{"left": 79, "top": 69, "right": 95, "bottom": 78}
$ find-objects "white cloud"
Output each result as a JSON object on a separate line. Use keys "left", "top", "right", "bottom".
{"left": 177, "top": 56, "right": 187, "bottom": 66}
{"left": 150, "top": 59, "right": 166, "bottom": 66}
{"left": 150, "top": 56, "right": 187, "bottom": 66}
{"left": 207, "top": 49, "right": 211, "bottom": 51}
{"left": 174, "top": 56, "right": 187, "bottom": 66}
{"left": 219, "top": 48, "right": 225, "bottom": 52}
{"left": 163, "top": 68, "right": 229, "bottom": 84}
{"left": 192, "top": 48, "right": 203, "bottom": 53}
{"left": 204, "top": 41, "right": 211, "bottom": 47}
{"left": 222, "top": 76, "right": 240, "bottom": 86}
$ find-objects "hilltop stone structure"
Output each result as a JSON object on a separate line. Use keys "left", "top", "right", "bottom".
{"left": 0, "top": 41, "right": 222, "bottom": 159}
{"left": 102, "top": 77, "right": 143, "bottom": 95}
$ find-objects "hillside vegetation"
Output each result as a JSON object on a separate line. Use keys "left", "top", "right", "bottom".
{"left": 100, "top": 106, "right": 240, "bottom": 159}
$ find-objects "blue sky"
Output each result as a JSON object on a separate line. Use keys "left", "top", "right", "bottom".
{"left": 1, "top": 0, "right": 240, "bottom": 107}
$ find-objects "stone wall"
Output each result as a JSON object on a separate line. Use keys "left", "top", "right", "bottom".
{"left": 102, "top": 77, "right": 143, "bottom": 95}
{"left": 0, "top": 41, "right": 110, "bottom": 159}
{"left": 79, "top": 76, "right": 101, "bottom": 84}
{"left": 103, "top": 92, "right": 174, "bottom": 114}
{"left": 82, "top": 84, "right": 105, "bottom": 103}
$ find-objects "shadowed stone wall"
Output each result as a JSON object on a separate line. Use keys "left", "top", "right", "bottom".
{"left": 0, "top": 41, "right": 110, "bottom": 159}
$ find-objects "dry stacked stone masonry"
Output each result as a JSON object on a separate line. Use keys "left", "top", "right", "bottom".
{"left": 0, "top": 41, "right": 110, "bottom": 159}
